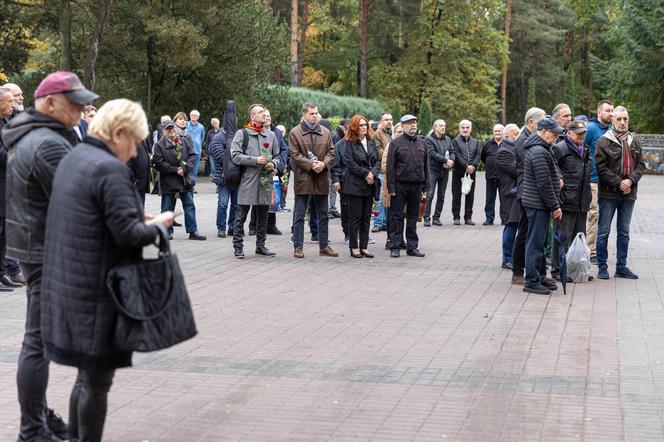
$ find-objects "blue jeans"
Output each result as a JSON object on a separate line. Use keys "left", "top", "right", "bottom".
{"left": 372, "top": 173, "right": 386, "bottom": 228}
{"left": 191, "top": 152, "right": 202, "bottom": 181}
{"left": 161, "top": 192, "right": 198, "bottom": 235}
{"left": 208, "top": 155, "right": 217, "bottom": 178}
{"left": 524, "top": 207, "right": 550, "bottom": 287}
{"left": 597, "top": 197, "right": 635, "bottom": 270}
{"left": 216, "top": 184, "right": 238, "bottom": 232}
{"left": 502, "top": 222, "right": 518, "bottom": 265}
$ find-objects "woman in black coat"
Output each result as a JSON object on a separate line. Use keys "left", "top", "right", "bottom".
{"left": 41, "top": 99, "right": 174, "bottom": 442}
{"left": 341, "top": 115, "right": 381, "bottom": 258}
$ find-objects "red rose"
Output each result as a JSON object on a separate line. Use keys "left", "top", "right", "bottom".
{"left": 263, "top": 141, "right": 270, "bottom": 148}
{"left": 174, "top": 137, "right": 180, "bottom": 144}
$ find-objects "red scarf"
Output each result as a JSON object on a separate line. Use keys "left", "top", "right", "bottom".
{"left": 613, "top": 129, "right": 633, "bottom": 176}
{"left": 245, "top": 122, "right": 264, "bottom": 132}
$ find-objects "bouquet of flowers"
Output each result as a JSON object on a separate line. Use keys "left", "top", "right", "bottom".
{"left": 259, "top": 141, "right": 273, "bottom": 187}
{"left": 173, "top": 137, "right": 188, "bottom": 185}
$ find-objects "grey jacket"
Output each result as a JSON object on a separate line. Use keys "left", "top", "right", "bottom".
{"left": 231, "top": 127, "right": 280, "bottom": 205}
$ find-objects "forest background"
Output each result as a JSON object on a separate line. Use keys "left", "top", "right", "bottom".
{"left": 1, "top": 0, "right": 662, "bottom": 134}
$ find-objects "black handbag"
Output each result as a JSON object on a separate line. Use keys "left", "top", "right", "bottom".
{"left": 106, "top": 224, "right": 197, "bottom": 352}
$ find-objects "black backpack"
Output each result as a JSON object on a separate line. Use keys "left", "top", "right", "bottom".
{"left": 222, "top": 128, "right": 249, "bottom": 189}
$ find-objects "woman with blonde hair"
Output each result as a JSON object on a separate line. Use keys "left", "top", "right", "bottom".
{"left": 40, "top": 99, "right": 174, "bottom": 442}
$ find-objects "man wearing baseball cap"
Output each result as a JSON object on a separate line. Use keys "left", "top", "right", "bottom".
{"left": 550, "top": 116, "right": 593, "bottom": 282}
{"left": 521, "top": 116, "right": 564, "bottom": 295}
{"left": 1, "top": 71, "right": 98, "bottom": 441}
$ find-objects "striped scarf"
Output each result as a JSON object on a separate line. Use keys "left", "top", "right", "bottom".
{"left": 613, "top": 129, "right": 633, "bottom": 176}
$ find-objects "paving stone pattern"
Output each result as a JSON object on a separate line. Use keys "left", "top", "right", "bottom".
{"left": 0, "top": 173, "right": 663, "bottom": 441}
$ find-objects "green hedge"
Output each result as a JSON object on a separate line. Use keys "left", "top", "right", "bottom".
{"left": 269, "top": 86, "right": 385, "bottom": 130}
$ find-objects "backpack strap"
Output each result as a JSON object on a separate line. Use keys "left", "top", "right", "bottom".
{"left": 241, "top": 128, "right": 249, "bottom": 153}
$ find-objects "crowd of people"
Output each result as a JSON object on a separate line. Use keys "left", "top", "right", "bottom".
{"left": 0, "top": 70, "right": 646, "bottom": 441}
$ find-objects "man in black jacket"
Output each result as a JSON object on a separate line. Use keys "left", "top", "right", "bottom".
{"left": 595, "top": 106, "right": 645, "bottom": 280}
{"left": 0, "top": 88, "right": 19, "bottom": 292}
{"left": 522, "top": 117, "right": 563, "bottom": 295}
{"left": 2, "top": 71, "right": 98, "bottom": 441}
{"left": 423, "top": 119, "right": 454, "bottom": 227}
{"left": 495, "top": 123, "right": 521, "bottom": 270}
{"left": 451, "top": 119, "right": 481, "bottom": 225}
{"left": 481, "top": 124, "right": 504, "bottom": 225}
{"left": 550, "top": 116, "right": 592, "bottom": 281}
{"left": 386, "top": 115, "right": 428, "bottom": 258}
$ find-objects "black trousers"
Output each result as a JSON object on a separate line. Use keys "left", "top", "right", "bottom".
{"left": 68, "top": 369, "right": 115, "bottom": 442}
{"left": 424, "top": 169, "right": 449, "bottom": 221}
{"left": 484, "top": 178, "right": 500, "bottom": 223}
{"left": 346, "top": 194, "right": 373, "bottom": 249}
{"left": 17, "top": 263, "right": 53, "bottom": 440}
{"left": 389, "top": 182, "right": 421, "bottom": 251}
{"left": 234, "top": 205, "right": 268, "bottom": 249}
{"left": 340, "top": 193, "right": 350, "bottom": 236}
{"left": 249, "top": 206, "right": 277, "bottom": 231}
{"left": 451, "top": 168, "right": 476, "bottom": 221}
{"left": 512, "top": 203, "right": 529, "bottom": 277}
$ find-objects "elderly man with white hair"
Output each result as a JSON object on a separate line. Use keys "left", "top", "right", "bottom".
{"left": 496, "top": 123, "right": 522, "bottom": 270}
{"left": 451, "top": 119, "right": 481, "bottom": 225}
{"left": 187, "top": 109, "right": 205, "bottom": 183}
{"left": 2, "top": 82, "right": 24, "bottom": 115}
{"left": 423, "top": 119, "right": 454, "bottom": 226}
{"left": 481, "top": 123, "right": 504, "bottom": 225}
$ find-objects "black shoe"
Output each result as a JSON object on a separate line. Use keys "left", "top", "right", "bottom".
{"left": 371, "top": 225, "right": 382, "bottom": 233}
{"left": 542, "top": 278, "right": 558, "bottom": 291}
{"left": 249, "top": 229, "right": 256, "bottom": 236}
{"left": 228, "top": 229, "right": 234, "bottom": 236}
{"left": 590, "top": 255, "right": 598, "bottom": 265}
{"left": 553, "top": 274, "right": 573, "bottom": 283}
{"left": 423, "top": 219, "right": 431, "bottom": 227}
{"left": 217, "top": 229, "right": 227, "bottom": 238}
{"left": 597, "top": 267, "right": 609, "bottom": 279}
{"left": 234, "top": 248, "right": 245, "bottom": 259}
{"left": 464, "top": 219, "right": 475, "bottom": 225}
{"left": 350, "top": 249, "right": 363, "bottom": 258}
{"left": 0, "top": 274, "right": 22, "bottom": 287}
{"left": 407, "top": 249, "right": 425, "bottom": 257}
{"left": 173, "top": 220, "right": 182, "bottom": 227}
{"left": 615, "top": 267, "right": 638, "bottom": 279}
{"left": 255, "top": 246, "right": 276, "bottom": 257}
{"left": 329, "top": 209, "right": 341, "bottom": 218}
{"left": 47, "top": 408, "right": 69, "bottom": 440}
{"left": 453, "top": 219, "right": 461, "bottom": 225}
{"left": 390, "top": 250, "right": 400, "bottom": 258}
{"left": 360, "top": 250, "right": 374, "bottom": 258}
{"left": 189, "top": 231, "right": 207, "bottom": 240}
{"left": 483, "top": 220, "right": 493, "bottom": 226}
{"left": 384, "top": 241, "right": 391, "bottom": 250}
{"left": 266, "top": 227, "right": 283, "bottom": 235}
{"left": 523, "top": 284, "right": 552, "bottom": 295}
{"left": 311, "top": 236, "right": 319, "bottom": 243}
{"left": 0, "top": 282, "right": 13, "bottom": 292}
{"left": 432, "top": 219, "right": 442, "bottom": 226}
{"left": 501, "top": 262, "right": 513, "bottom": 270}
{"left": 400, "top": 242, "right": 407, "bottom": 250}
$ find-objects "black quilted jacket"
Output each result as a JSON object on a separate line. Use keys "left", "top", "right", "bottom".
{"left": 522, "top": 134, "right": 561, "bottom": 212}
{"left": 41, "top": 137, "right": 160, "bottom": 370}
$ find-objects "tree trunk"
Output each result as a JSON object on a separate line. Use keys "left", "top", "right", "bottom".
{"left": 59, "top": 0, "right": 72, "bottom": 71}
{"left": 500, "top": 0, "right": 512, "bottom": 124}
{"left": 417, "top": 1, "right": 443, "bottom": 112}
{"left": 297, "top": 0, "right": 309, "bottom": 87}
{"left": 269, "top": 0, "right": 281, "bottom": 83}
{"left": 580, "top": 27, "right": 592, "bottom": 114}
{"left": 83, "top": 0, "right": 113, "bottom": 91}
{"left": 358, "top": 0, "right": 368, "bottom": 97}
{"left": 290, "top": 0, "right": 299, "bottom": 86}
{"left": 397, "top": 3, "right": 403, "bottom": 49}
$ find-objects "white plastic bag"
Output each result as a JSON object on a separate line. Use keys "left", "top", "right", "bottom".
{"left": 461, "top": 173, "right": 473, "bottom": 195}
{"left": 566, "top": 232, "right": 592, "bottom": 283}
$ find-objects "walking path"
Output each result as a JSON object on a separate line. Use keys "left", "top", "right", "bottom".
{"left": 1, "top": 173, "right": 662, "bottom": 441}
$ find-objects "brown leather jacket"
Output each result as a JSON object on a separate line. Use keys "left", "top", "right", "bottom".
{"left": 288, "top": 120, "right": 335, "bottom": 195}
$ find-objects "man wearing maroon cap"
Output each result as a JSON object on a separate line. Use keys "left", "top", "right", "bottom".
{"left": 1, "top": 71, "right": 98, "bottom": 441}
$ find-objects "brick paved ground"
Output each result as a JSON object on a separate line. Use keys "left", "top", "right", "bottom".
{"left": 1, "top": 173, "right": 663, "bottom": 441}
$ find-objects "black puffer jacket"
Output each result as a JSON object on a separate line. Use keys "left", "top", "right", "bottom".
{"left": 451, "top": 135, "right": 481, "bottom": 170}
{"left": 522, "top": 134, "right": 561, "bottom": 211}
{"left": 595, "top": 131, "right": 645, "bottom": 200}
{"left": 152, "top": 134, "right": 196, "bottom": 194}
{"left": 1, "top": 108, "right": 77, "bottom": 263}
{"left": 330, "top": 138, "right": 347, "bottom": 184}
{"left": 41, "top": 137, "right": 160, "bottom": 370}
{"left": 386, "top": 133, "right": 429, "bottom": 194}
{"left": 552, "top": 137, "right": 592, "bottom": 212}
{"left": 425, "top": 133, "right": 454, "bottom": 171}
{"left": 340, "top": 139, "right": 381, "bottom": 197}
